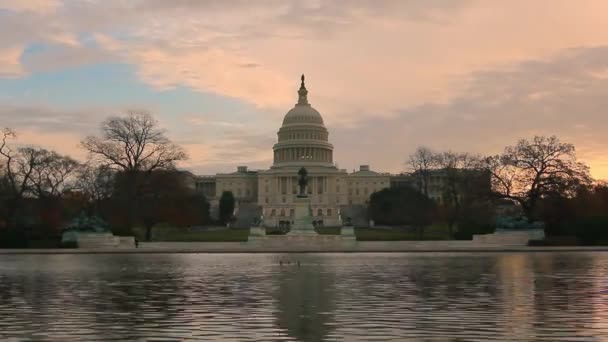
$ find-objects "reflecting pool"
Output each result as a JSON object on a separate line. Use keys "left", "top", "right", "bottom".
{"left": 1, "top": 252, "right": 608, "bottom": 341}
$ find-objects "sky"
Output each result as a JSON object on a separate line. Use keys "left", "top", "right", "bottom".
{"left": 1, "top": 0, "right": 608, "bottom": 179}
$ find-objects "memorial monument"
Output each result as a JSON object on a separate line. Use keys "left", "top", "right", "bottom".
{"left": 288, "top": 167, "right": 317, "bottom": 236}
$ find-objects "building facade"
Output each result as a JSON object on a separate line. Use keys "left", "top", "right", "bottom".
{"left": 196, "top": 75, "right": 390, "bottom": 227}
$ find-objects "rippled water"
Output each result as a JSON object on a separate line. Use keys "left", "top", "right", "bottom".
{"left": 1, "top": 253, "right": 608, "bottom": 341}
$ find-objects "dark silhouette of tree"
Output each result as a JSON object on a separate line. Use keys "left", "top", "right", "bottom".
{"left": 369, "top": 187, "right": 436, "bottom": 228}
{"left": 81, "top": 111, "right": 187, "bottom": 230}
{"left": 435, "top": 151, "right": 487, "bottom": 237}
{"left": 26, "top": 148, "right": 79, "bottom": 198}
{"left": 137, "top": 170, "right": 210, "bottom": 240}
{"left": 81, "top": 112, "right": 187, "bottom": 172}
{"left": 407, "top": 146, "right": 438, "bottom": 196}
{"left": 485, "top": 136, "right": 591, "bottom": 222}
{"left": 1, "top": 130, "right": 78, "bottom": 227}
{"left": 75, "top": 164, "right": 115, "bottom": 215}
{"left": 539, "top": 182, "right": 608, "bottom": 243}
{"left": 1, "top": 128, "right": 35, "bottom": 228}
{"left": 219, "top": 191, "right": 235, "bottom": 225}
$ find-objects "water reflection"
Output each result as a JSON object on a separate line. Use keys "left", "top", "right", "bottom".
{"left": 273, "top": 256, "right": 336, "bottom": 341}
{"left": 1, "top": 253, "right": 608, "bottom": 341}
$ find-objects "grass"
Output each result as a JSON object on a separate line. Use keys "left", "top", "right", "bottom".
{"left": 135, "top": 223, "right": 453, "bottom": 242}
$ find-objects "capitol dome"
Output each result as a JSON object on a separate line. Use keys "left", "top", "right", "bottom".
{"left": 281, "top": 79, "right": 324, "bottom": 125}
{"left": 273, "top": 75, "right": 334, "bottom": 167}
{"left": 282, "top": 105, "right": 324, "bottom": 125}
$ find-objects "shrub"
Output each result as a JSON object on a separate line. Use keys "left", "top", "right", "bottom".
{"left": 0, "top": 228, "right": 28, "bottom": 248}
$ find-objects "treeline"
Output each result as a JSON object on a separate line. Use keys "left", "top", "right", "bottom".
{"left": 369, "top": 136, "right": 608, "bottom": 244}
{"left": 369, "top": 149, "right": 494, "bottom": 239}
{"left": 0, "top": 111, "right": 210, "bottom": 247}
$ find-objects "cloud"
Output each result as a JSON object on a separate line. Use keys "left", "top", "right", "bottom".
{"left": 0, "top": 104, "right": 105, "bottom": 134}
{"left": 330, "top": 46, "right": 608, "bottom": 179}
{"left": 0, "top": 0, "right": 61, "bottom": 14}
{"left": 180, "top": 132, "right": 275, "bottom": 174}
{"left": 0, "top": 46, "right": 25, "bottom": 78}
{"left": 128, "top": 46, "right": 294, "bottom": 108}
{"left": 2, "top": 1, "right": 608, "bottom": 179}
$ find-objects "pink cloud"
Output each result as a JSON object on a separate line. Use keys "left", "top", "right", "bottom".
{"left": 0, "top": 0, "right": 61, "bottom": 14}
{"left": 0, "top": 46, "right": 25, "bottom": 78}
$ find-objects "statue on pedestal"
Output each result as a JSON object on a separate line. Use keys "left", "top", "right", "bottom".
{"left": 298, "top": 167, "right": 308, "bottom": 197}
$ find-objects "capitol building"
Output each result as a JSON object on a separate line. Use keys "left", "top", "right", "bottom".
{"left": 197, "top": 75, "right": 393, "bottom": 228}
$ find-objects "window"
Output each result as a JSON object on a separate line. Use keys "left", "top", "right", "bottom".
{"left": 271, "top": 209, "right": 276, "bottom": 217}
{"left": 280, "top": 209, "right": 285, "bottom": 217}
{"left": 317, "top": 208, "right": 323, "bottom": 216}
{"left": 327, "top": 209, "right": 332, "bottom": 216}
{"left": 336, "top": 185, "right": 340, "bottom": 192}
{"left": 356, "top": 189, "right": 360, "bottom": 195}
{"left": 265, "top": 197, "right": 269, "bottom": 204}
{"left": 290, "top": 209, "right": 295, "bottom": 217}
{"left": 265, "top": 185, "right": 269, "bottom": 193}
{"left": 282, "top": 197, "right": 286, "bottom": 203}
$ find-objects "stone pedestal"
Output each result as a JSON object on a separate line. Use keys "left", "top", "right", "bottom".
{"left": 249, "top": 226, "right": 266, "bottom": 239}
{"left": 76, "top": 232, "right": 135, "bottom": 248}
{"left": 288, "top": 196, "right": 317, "bottom": 236}
{"left": 341, "top": 225, "right": 356, "bottom": 240}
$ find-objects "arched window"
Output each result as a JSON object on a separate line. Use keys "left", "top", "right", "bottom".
{"left": 317, "top": 208, "right": 323, "bottom": 216}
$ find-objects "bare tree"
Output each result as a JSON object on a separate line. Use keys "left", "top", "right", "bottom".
{"left": 485, "top": 135, "right": 591, "bottom": 222}
{"left": 1, "top": 130, "right": 58, "bottom": 227}
{"left": 407, "top": 146, "right": 438, "bottom": 196}
{"left": 0, "top": 128, "right": 29, "bottom": 199}
{"left": 81, "top": 111, "right": 187, "bottom": 173}
{"left": 26, "top": 148, "right": 80, "bottom": 198}
{"left": 81, "top": 111, "right": 187, "bottom": 232}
